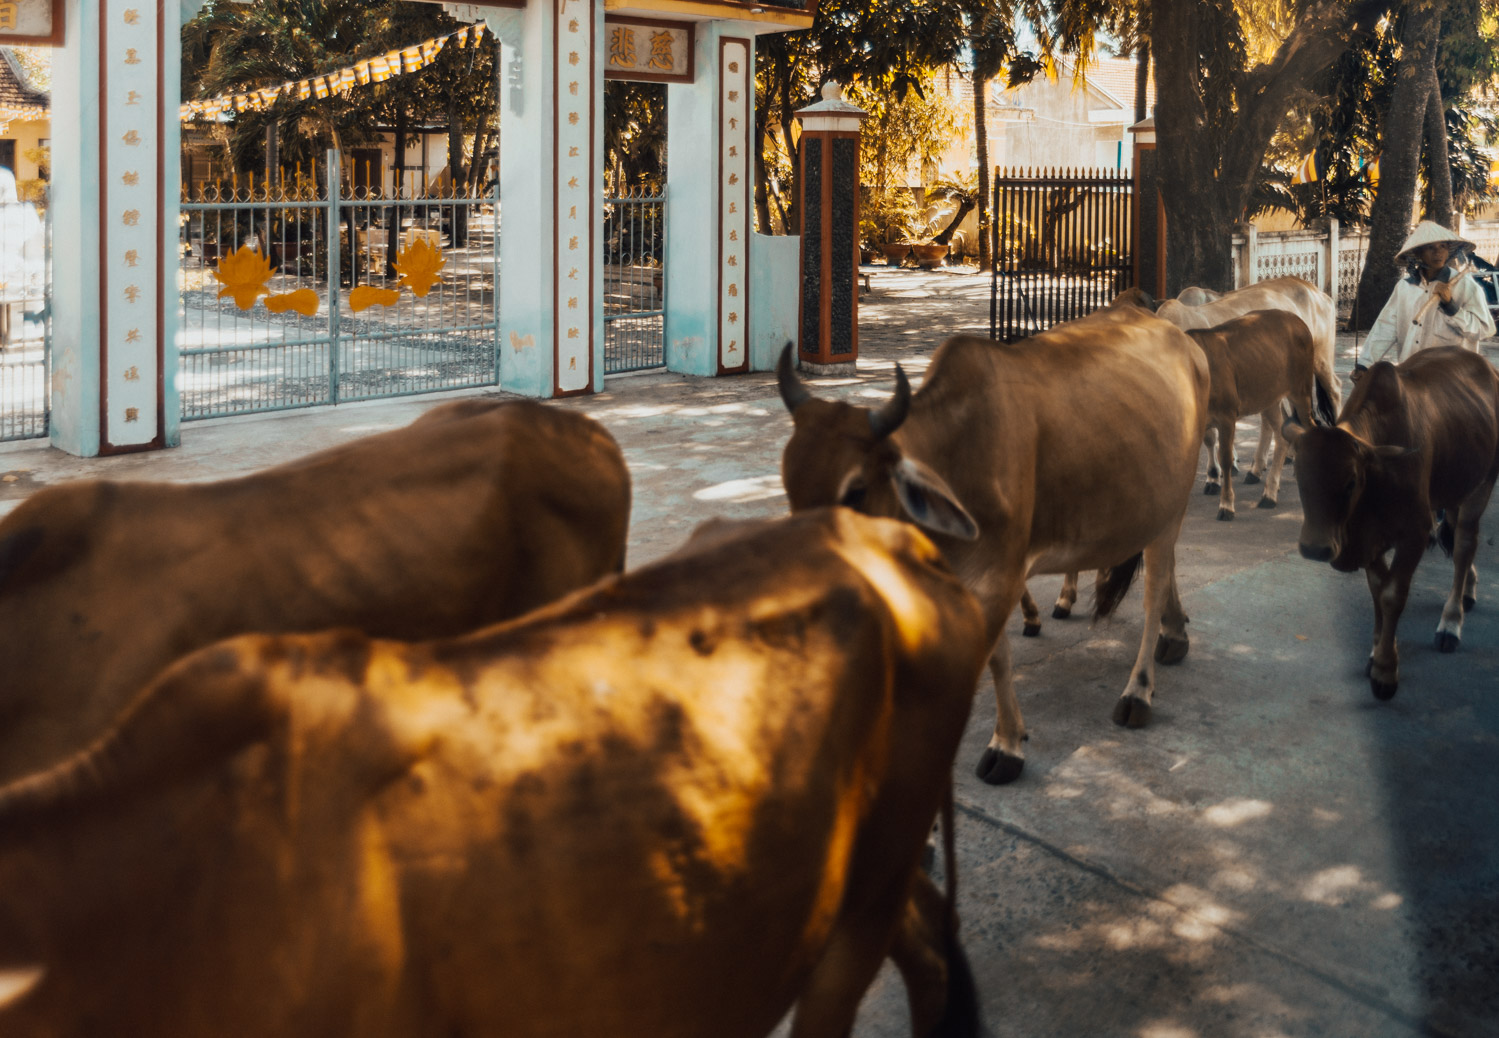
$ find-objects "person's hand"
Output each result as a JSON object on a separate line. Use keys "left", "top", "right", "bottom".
{"left": 1433, "top": 281, "right": 1453, "bottom": 304}
{"left": 1351, "top": 364, "right": 1367, "bottom": 382}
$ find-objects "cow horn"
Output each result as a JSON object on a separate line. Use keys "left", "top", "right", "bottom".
{"left": 868, "top": 366, "right": 911, "bottom": 439}
{"left": 777, "top": 342, "right": 812, "bottom": 413}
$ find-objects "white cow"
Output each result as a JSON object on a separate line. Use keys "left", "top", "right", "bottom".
{"left": 1155, "top": 276, "right": 1340, "bottom": 486}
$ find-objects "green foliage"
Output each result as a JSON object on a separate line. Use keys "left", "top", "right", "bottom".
{"left": 847, "top": 72, "right": 962, "bottom": 192}
{"left": 181, "top": 0, "right": 496, "bottom": 186}
{"left": 604, "top": 81, "right": 667, "bottom": 193}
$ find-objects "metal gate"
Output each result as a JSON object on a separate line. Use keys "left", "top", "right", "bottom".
{"left": 603, "top": 189, "right": 665, "bottom": 373}
{"left": 989, "top": 167, "right": 1133, "bottom": 342}
{"left": 179, "top": 151, "right": 500, "bottom": 420}
{"left": 0, "top": 189, "right": 48, "bottom": 442}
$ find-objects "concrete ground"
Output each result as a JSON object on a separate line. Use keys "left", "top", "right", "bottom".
{"left": 3, "top": 267, "right": 1497, "bottom": 1038}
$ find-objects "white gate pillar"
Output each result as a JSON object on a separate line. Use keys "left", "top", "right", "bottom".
{"left": 664, "top": 24, "right": 753, "bottom": 376}
{"left": 490, "top": 0, "right": 603, "bottom": 397}
{"left": 49, "top": 0, "right": 180, "bottom": 455}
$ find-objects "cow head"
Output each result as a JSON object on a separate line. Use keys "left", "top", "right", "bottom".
{"left": 1281, "top": 417, "right": 1413, "bottom": 572}
{"left": 777, "top": 345, "right": 978, "bottom": 541}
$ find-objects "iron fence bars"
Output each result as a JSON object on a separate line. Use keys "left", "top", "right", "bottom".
{"left": 990, "top": 167, "right": 1133, "bottom": 343}
{"left": 0, "top": 192, "right": 49, "bottom": 442}
{"left": 177, "top": 151, "right": 501, "bottom": 421}
{"left": 603, "top": 189, "right": 665, "bottom": 373}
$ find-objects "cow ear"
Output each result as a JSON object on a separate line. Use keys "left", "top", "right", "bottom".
{"left": 890, "top": 458, "right": 979, "bottom": 540}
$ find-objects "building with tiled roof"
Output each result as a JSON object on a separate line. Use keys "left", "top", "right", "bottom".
{"left": 0, "top": 47, "right": 50, "bottom": 192}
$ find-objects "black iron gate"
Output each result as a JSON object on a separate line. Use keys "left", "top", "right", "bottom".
{"left": 989, "top": 167, "right": 1134, "bottom": 342}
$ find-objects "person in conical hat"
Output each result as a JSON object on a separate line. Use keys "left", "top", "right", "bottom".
{"left": 1354, "top": 220, "right": 1495, "bottom": 376}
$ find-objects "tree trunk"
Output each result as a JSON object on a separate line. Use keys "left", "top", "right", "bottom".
{"left": 779, "top": 76, "right": 801, "bottom": 235}
{"left": 1152, "top": 0, "right": 1385, "bottom": 293}
{"left": 754, "top": 103, "right": 774, "bottom": 233}
{"left": 387, "top": 108, "right": 408, "bottom": 277}
{"left": 932, "top": 199, "right": 975, "bottom": 247}
{"left": 1134, "top": 35, "right": 1150, "bottom": 125}
{"left": 973, "top": 64, "right": 992, "bottom": 271}
{"left": 447, "top": 98, "right": 469, "bottom": 247}
{"left": 1354, "top": 0, "right": 1440, "bottom": 330}
{"left": 1424, "top": 62, "right": 1453, "bottom": 227}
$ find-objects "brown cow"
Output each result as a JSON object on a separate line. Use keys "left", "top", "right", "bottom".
{"left": 1157, "top": 276, "right": 1340, "bottom": 484}
{"left": 0, "top": 508, "right": 989, "bottom": 1038}
{"left": 1188, "top": 309, "right": 1337, "bottom": 520}
{"left": 778, "top": 301, "right": 1211, "bottom": 785}
{"left": 0, "top": 398, "right": 630, "bottom": 784}
{"left": 1282, "top": 347, "right": 1499, "bottom": 700}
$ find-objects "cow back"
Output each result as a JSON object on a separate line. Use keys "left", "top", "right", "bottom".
{"left": 0, "top": 399, "right": 630, "bottom": 783}
{"left": 0, "top": 509, "right": 987, "bottom": 1038}
{"left": 892, "top": 308, "right": 1210, "bottom": 576}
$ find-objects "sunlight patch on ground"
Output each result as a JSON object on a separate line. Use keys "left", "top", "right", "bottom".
{"left": 1210, "top": 865, "right": 1260, "bottom": 893}
{"left": 1137, "top": 1022, "right": 1198, "bottom": 1038}
{"left": 1161, "top": 883, "right": 1243, "bottom": 940}
{"left": 692, "top": 475, "right": 786, "bottom": 503}
{"left": 1202, "top": 797, "right": 1274, "bottom": 828}
{"left": 1300, "top": 864, "right": 1373, "bottom": 906}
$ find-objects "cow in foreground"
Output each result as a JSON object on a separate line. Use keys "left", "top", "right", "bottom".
{"left": 1283, "top": 347, "right": 1499, "bottom": 699}
{"left": 778, "top": 303, "right": 1210, "bottom": 785}
{"left": 0, "top": 398, "right": 630, "bottom": 784}
{"left": 1188, "top": 309, "right": 1337, "bottom": 520}
{"left": 1156, "top": 276, "right": 1340, "bottom": 484}
{"left": 0, "top": 508, "right": 988, "bottom": 1038}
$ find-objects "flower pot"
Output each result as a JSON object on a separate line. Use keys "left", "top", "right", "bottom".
{"left": 880, "top": 243, "right": 913, "bottom": 267}
{"left": 911, "top": 242, "right": 949, "bottom": 269}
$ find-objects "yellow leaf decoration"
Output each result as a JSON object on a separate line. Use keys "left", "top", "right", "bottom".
{"left": 264, "top": 289, "right": 320, "bottom": 316}
{"left": 349, "top": 285, "right": 402, "bottom": 311}
{"left": 212, "top": 245, "right": 275, "bottom": 310}
{"left": 393, "top": 237, "right": 445, "bottom": 297}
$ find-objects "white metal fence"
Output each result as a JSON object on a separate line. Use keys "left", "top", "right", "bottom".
{"left": 1232, "top": 218, "right": 1499, "bottom": 320}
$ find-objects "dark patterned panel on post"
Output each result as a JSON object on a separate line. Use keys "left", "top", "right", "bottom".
{"left": 830, "top": 138, "right": 856, "bottom": 356}
{"left": 800, "top": 140, "right": 823, "bottom": 355}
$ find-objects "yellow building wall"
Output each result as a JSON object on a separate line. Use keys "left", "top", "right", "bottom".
{"left": 2, "top": 114, "right": 50, "bottom": 203}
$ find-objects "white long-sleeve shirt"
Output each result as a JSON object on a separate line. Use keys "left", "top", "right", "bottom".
{"left": 1357, "top": 266, "right": 1496, "bottom": 368}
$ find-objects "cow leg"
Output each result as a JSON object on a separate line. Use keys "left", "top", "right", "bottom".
{"left": 1436, "top": 492, "right": 1492, "bottom": 651}
{"left": 889, "top": 871, "right": 978, "bottom": 1038}
{"left": 1244, "top": 413, "right": 1276, "bottom": 484}
{"left": 1214, "top": 419, "right": 1237, "bottom": 521}
{"left": 1019, "top": 587, "right": 1042, "bottom": 637}
{"left": 1113, "top": 530, "right": 1185, "bottom": 728}
{"left": 977, "top": 632, "right": 1027, "bottom": 785}
{"left": 1255, "top": 404, "right": 1294, "bottom": 509}
{"left": 790, "top": 878, "right": 919, "bottom": 1038}
{"left": 1365, "top": 548, "right": 1417, "bottom": 700}
{"left": 1052, "top": 571, "right": 1079, "bottom": 619}
{"left": 1203, "top": 428, "right": 1222, "bottom": 495}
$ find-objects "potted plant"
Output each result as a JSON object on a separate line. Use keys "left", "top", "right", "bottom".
{"left": 861, "top": 187, "right": 923, "bottom": 266}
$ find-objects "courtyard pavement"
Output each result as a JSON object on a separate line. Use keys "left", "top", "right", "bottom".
{"left": 2, "top": 266, "right": 1497, "bottom": 1037}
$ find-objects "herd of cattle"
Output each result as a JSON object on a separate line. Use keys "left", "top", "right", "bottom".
{"left": 0, "top": 274, "right": 1496, "bottom": 1036}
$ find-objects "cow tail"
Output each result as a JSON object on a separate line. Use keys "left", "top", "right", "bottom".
{"left": 1313, "top": 371, "right": 1337, "bottom": 427}
{"left": 1093, "top": 552, "right": 1143, "bottom": 621}
{"left": 932, "top": 781, "right": 980, "bottom": 1038}
{"left": 1436, "top": 513, "right": 1455, "bottom": 558}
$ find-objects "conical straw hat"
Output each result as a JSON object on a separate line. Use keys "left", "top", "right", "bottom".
{"left": 1395, "top": 220, "right": 1474, "bottom": 263}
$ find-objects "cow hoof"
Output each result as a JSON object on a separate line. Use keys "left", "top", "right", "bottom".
{"left": 1370, "top": 677, "right": 1399, "bottom": 701}
{"left": 1155, "top": 633, "right": 1190, "bottom": 665}
{"left": 1052, "top": 604, "right": 1072, "bottom": 620}
{"left": 1435, "top": 631, "right": 1460, "bottom": 654}
{"left": 1022, "top": 622, "right": 1041, "bottom": 637}
{"left": 1204, "top": 482, "right": 1220, "bottom": 495}
{"left": 1243, "top": 471, "right": 1260, "bottom": 485}
{"left": 1256, "top": 497, "right": 1277, "bottom": 509}
{"left": 1463, "top": 594, "right": 1477, "bottom": 613}
{"left": 1112, "top": 695, "right": 1152, "bottom": 728}
{"left": 1217, "top": 508, "right": 1235, "bottom": 521}
{"left": 976, "top": 748, "right": 1025, "bottom": 785}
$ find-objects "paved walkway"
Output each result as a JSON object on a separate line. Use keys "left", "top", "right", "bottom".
{"left": 3, "top": 268, "right": 1497, "bottom": 1037}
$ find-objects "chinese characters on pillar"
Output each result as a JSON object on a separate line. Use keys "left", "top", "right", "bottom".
{"left": 103, "top": 0, "right": 160, "bottom": 445}
{"left": 554, "top": 0, "right": 592, "bottom": 393}
{"left": 718, "top": 40, "right": 750, "bottom": 372}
